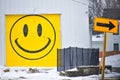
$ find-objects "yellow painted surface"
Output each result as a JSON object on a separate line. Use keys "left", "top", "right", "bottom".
{"left": 94, "top": 17, "right": 118, "bottom": 33}
{"left": 6, "top": 14, "right": 61, "bottom": 66}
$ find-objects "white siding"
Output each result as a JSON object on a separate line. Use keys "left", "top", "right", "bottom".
{"left": 0, "top": 0, "right": 90, "bottom": 65}
{"left": 92, "top": 41, "right": 103, "bottom": 51}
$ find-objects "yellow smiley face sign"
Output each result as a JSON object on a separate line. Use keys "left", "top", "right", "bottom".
{"left": 6, "top": 14, "right": 61, "bottom": 66}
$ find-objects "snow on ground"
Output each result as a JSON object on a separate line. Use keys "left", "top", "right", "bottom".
{"left": 105, "top": 54, "right": 120, "bottom": 67}
{"left": 0, "top": 67, "right": 100, "bottom": 80}
{"left": 0, "top": 54, "right": 120, "bottom": 80}
{"left": 0, "top": 66, "right": 120, "bottom": 80}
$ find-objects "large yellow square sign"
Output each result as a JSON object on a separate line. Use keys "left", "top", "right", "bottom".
{"left": 6, "top": 14, "right": 61, "bottom": 66}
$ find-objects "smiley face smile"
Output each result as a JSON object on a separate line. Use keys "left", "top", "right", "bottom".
{"left": 15, "top": 37, "right": 51, "bottom": 53}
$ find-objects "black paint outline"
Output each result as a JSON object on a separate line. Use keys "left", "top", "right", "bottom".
{"left": 15, "top": 37, "right": 51, "bottom": 53}
{"left": 10, "top": 14, "right": 56, "bottom": 60}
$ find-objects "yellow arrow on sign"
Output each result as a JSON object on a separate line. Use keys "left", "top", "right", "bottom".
{"left": 94, "top": 17, "right": 118, "bottom": 34}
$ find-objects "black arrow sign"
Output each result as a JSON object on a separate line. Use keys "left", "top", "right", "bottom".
{"left": 96, "top": 21, "right": 115, "bottom": 30}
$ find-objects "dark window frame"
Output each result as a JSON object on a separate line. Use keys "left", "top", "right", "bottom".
{"left": 113, "top": 43, "right": 119, "bottom": 51}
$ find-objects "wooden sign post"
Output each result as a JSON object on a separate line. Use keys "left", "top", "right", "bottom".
{"left": 94, "top": 17, "right": 118, "bottom": 80}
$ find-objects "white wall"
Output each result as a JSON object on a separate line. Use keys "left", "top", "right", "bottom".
{"left": 92, "top": 34, "right": 104, "bottom": 51}
{"left": 0, "top": 0, "right": 90, "bottom": 65}
{"left": 92, "top": 41, "right": 103, "bottom": 51}
{"left": 107, "top": 21, "right": 120, "bottom": 51}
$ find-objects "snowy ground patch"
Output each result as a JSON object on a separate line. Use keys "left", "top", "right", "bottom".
{"left": 105, "top": 54, "right": 120, "bottom": 67}
{"left": 0, "top": 66, "right": 100, "bottom": 80}
{"left": 0, "top": 54, "right": 120, "bottom": 80}
{"left": 0, "top": 66, "right": 119, "bottom": 80}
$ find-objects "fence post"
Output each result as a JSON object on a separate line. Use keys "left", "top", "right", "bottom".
{"left": 76, "top": 48, "right": 83, "bottom": 66}
{"left": 70, "top": 47, "right": 77, "bottom": 69}
{"left": 57, "top": 48, "right": 65, "bottom": 71}
{"left": 88, "top": 48, "right": 92, "bottom": 65}
{"left": 64, "top": 47, "right": 71, "bottom": 70}
{"left": 83, "top": 48, "right": 89, "bottom": 65}
{"left": 90, "top": 48, "right": 99, "bottom": 65}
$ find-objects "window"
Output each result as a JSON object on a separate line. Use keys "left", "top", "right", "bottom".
{"left": 114, "top": 43, "right": 119, "bottom": 51}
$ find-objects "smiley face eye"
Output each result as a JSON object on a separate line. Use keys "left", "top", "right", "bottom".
{"left": 23, "top": 24, "right": 28, "bottom": 37}
{"left": 37, "top": 24, "right": 42, "bottom": 37}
